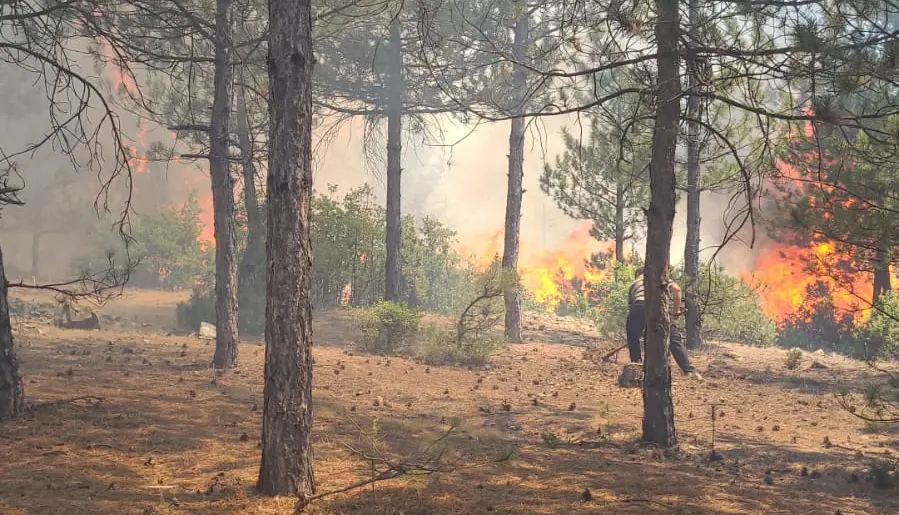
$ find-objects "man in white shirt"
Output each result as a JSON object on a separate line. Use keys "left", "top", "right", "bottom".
{"left": 626, "top": 267, "right": 701, "bottom": 379}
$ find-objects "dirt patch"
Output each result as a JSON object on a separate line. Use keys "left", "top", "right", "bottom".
{"left": 0, "top": 290, "right": 897, "bottom": 514}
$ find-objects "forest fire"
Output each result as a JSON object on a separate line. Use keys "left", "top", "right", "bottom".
{"left": 463, "top": 222, "right": 613, "bottom": 313}
{"left": 738, "top": 241, "right": 872, "bottom": 325}
{"left": 107, "top": 48, "right": 216, "bottom": 245}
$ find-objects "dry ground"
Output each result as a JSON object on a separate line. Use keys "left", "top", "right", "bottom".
{"left": 1, "top": 289, "right": 898, "bottom": 515}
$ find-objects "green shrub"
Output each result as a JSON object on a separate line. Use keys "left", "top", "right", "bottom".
{"left": 415, "top": 323, "right": 504, "bottom": 366}
{"left": 852, "top": 293, "right": 899, "bottom": 360}
{"left": 355, "top": 300, "right": 422, "bottom": 355}
{"left": 776, "top": 281, "right": 858, "bottom": 353}
{"left": 672, "top": 263, "right": 776, "bottom": 346}
{"left": 176, "top": 285, "right": 215, "bottom": 331}
{"left": 784, "top": 348, "right": 803, "bottom": 370}
{"left": 590, "top": 261, "right": 638, "bottom": 337}
{"left": 869, "top": 459, "right": 896, "bottom": 489}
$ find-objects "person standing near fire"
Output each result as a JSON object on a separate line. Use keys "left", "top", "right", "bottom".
{"left": 626, "top": 267, "right": 702, "bottom": 380}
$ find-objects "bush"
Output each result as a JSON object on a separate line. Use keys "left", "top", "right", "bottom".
{"left": 784, "top": 348, "right": 803, "bottom": 370}
{"left": 355, "top": 300, "right": 422, "bottom": 355}
{"left": 415, "top": 323, "right": 504, "bottom": 366}
{"left": 672, "top": 263, "right": 776, "bottom": 346}
{"left": 852, "top": 293, "right": 899, "bottom": 360}
{"left": 590, "top": 261, "right": 638, "bottom": 337}
{"left": 869, "top": 459, "right": 896, "bottom": 489}
{"left": 776, "top": 281, "right": 858, "bottom": 353}
{"left": 176, "top": 286, "right": 215, "bottom": 330}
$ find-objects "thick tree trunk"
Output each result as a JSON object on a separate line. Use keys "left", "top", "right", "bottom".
{"left": 503, "top": 9, "right": 528, "bottom": 342}
{"left": 257, "top": 0, "right": 315, "bottom": 497}
{"left": 236, "top": 81, "right": 265, "bottom": 331}
{"left": 684, "top": 0, "right": 702, "bottom": 351}
{"left": 210, "top": 0, "right": 239, "bottom": 369}
{"left": 0, "top": 242, "right": 24, "bottom": 421}
{"left": 873, "top": 244, "right": 892, "bottom": 303}
{"left": 642, "top": 0, "right": 681, "bottom": 448}
{"left": 384, "top": 19, "right": 404, "bottom": 303}
{"left": 614, "top": 182, "right": 626, "bottom": 264}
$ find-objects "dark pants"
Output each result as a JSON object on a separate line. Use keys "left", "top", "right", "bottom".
{"left": 626, "top": 303, "right": 695, "bottom": 373}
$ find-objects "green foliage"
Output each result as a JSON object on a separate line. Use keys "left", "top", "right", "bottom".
{"left": 869, "top": 459, "right": 896, "bottom": 489}
{"left": 130, "top": 193, "right": 211, "bottom": 290}
{"left": 176, "top": 184, "right": 474, "bottom": 334}
{"left": 852, "top": 293, "right": 899, "bottom": 360}
{"left": 590, "top": 261, "right": 639, "bottom": 337}
{"left": 73, "top": 193, "right": 211, "bottom": 291}
{"left": 309, "top": 184, "right": 471, "bottom": 311}
{"left": 356, "top": 300, "right": 422, "bottom": 355}
{"left": 415, "top": 323, "right": 504, "bottom": 366}
{"left": 672, "top": 264, "right": 776, "bottom": 346}
{"left": 776, "top": 282, "right": 859, "bottom": 354}
{"left": 176, "top": 286, "right": 214, "bottom": 331}
{"left": 540, "top": 82, "right": 650, "bottom": 251}
{"left": 784, "top": 348, "right": 803, "bottom": 370}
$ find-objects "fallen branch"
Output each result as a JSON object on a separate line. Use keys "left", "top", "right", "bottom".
{"left": 294, "top": 422, "right": 457, "bottom": 513}
{"left": 601, "top": 343, "right": 628, "bottom": 362}
{"left": 29, "top": 395, "right": 105, "bottom": 410}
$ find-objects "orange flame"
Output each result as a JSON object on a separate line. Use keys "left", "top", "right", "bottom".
{"left": 739, "top": 116, "right": 878, "bottom": 325}
{"left": 461, "top": 222, "right": 615, "bottom": 312}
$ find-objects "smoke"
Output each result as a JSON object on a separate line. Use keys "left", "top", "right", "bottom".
{"left": 313, "top": 115, "right": 585, "bottom": 257}
{"left": 0, "top": 56, "right": 208, "bottom": 282}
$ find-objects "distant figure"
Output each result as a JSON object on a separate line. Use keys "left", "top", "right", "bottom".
{"left": 339, "top": 283, "right": 352, "bottom": 308}
{"left": 626, "top": 267, "right": 701, "bottom": 380}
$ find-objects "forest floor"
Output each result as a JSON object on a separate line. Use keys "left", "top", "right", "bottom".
{"left": 1, "top": 289, "right": 898, "bottom": 515}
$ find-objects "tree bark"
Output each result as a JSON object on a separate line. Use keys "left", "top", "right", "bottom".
{"left": 0, "top": 241, "right": 24, "bottom": 421}
{"left": 614, "top": 181, "right": 626, "bottom": 264}
{"left": 873, "top": 243, "right": 892, "bottom": 303}
{"left": 210, "top": 0, "right": 239, "bottom": 370}
{"left": 684, "top": 0, "right": 702, "bottom": 351}
{"left": 384, "top": 18, "right": 404, "bottom": 303}
{"left": 642, "top": 0, "right": 680, "bottom": 448}
{"left": 236, "top": 80, "right": 265, "bottom": 332}
{"left": 30, "top": 201, "right": 44, "bottom": 281}
{"left": 503, "top": 8, "right": 528, "bottom": 342}
{"left": 257, "top": 0, "right": 315, "bottom": 497}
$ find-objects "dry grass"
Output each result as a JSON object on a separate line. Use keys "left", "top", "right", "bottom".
{"left": 1, "top": 289, "right": 898, "bottom": 515}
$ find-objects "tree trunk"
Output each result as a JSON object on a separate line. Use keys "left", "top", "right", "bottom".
{"left": 873, "top": 244, "right": 892, "bottom": 303}
{"left": 614, "top": 181, "right": 626, "bottom": 264}
{"left": 210, "top": 0, "right": 239, "bottom": 370}
{"left": 502, "top": 9, "right": 528, "bottom": 343}
{"left": 30, "top": 202, "right": 43, "bottom": 281}
{"left": 384, "top": 19, "right": 404, "bottom": 303}
{"left": 684, "top": 0, "right": 702, "bottom": 351}
{"left": 0, "top": 241, "right": 24, "bottom": 421}
{"left": 257, "top": 0, "right": 315, "bottom": 497}
{"left": 642, "top": 0, "right": 681, "bottom": 448}
{"left": 236, "top": 80, "right": 265, "bottom": 332}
